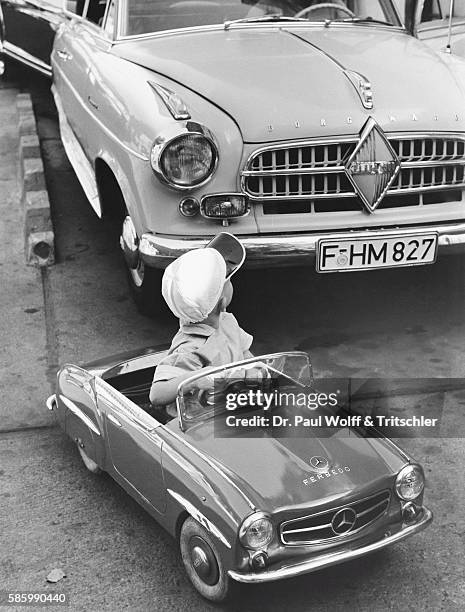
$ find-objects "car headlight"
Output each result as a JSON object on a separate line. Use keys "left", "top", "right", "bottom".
{"left": 395, "top": 464, "right": 425, "bottom": 501}
{"left": 151, "top": 132, "right": 218, "bottom": 188}
{"left": 239, "top": 512, "right": 274, "bottom": 550}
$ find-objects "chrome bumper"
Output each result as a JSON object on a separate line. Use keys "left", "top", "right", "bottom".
{"left": 46, "top": 394, "right": 56, "bottom": 411}
{"left": 228, "top": 507, "right": 432, "bottom": 584}
{"left": 139, "top": 223, "right": 465, "bottom": 268}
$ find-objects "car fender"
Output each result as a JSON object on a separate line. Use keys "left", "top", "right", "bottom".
{"left": 80, "top": 52, "right": 251, "bottom": 236}
{"left": 159, "top": 434, "right": 256, "bottom": 571}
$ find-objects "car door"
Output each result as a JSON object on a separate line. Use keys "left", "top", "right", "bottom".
{"left": 52, "top": 0, "right": 111, "bottom": 171}
{"left": 94, "top": 377, "right": 167, "bottom": 514}
{"left": 1, "top": 0, "right": 65, "bottom": 74}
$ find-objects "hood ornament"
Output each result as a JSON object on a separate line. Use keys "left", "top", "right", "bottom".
{"left": 344, "top": 117, "right": 400, "bottom": 213}
{"left": 309, "top": 456, "right": 329, "bottom": 472}
{"left": 344, "top": 70, "right": 373, "bottom": 110}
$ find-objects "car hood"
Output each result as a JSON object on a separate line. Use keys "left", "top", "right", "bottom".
{"left": 114, "top": 26, "right": 465, "bottom": 142}
{"left": 183, "top": 424, "right": 407, "bottom": 513}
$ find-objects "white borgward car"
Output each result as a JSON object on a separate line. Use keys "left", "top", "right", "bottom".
{"left": 3, "top": 0, "right": 465, "bottom": 313}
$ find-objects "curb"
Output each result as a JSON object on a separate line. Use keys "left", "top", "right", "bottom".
{"left": 17, "top": 92, "right": 55, "bottom": 267}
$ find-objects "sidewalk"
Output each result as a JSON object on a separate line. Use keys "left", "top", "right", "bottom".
{"left": 0, "top": 80, "right": 53, "bottom": 430}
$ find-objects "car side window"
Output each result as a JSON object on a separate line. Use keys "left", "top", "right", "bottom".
{"left": 65, "top": 0, "right": 108, "bottom": 23}
{"left": 102, "top": 0, "right": 116, "bottom": 36}
{"left": 421, "top": 0, "right": 442, "bottom": 22}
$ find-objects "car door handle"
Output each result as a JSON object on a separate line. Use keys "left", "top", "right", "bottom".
{"left": 107, "top": 413, "right": 122, "bottom": 427}
{"left": 57, "top": 50, "right": 72, "bottom": 61}
{"left": 87, "top": 96, "right": 99, "bottom": 110}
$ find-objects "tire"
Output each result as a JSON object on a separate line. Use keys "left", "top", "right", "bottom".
{"left": 125, "top": 254, "right": 169, "bottom": 318}
{"left": 179, "top": 517, "right": 234, "bottom": 602}
{"left": 77, "top": 443, "right": 102, "bottom": 474}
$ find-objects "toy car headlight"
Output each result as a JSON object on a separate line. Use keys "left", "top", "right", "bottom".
{"left": 239, "top": 512, "right": 274, "bottom": 550}
{"left": 395, "top": 464, "right": 425, "bottom": 501}
{"left": 151, "top": 133, "right": 218, "bottom": 188}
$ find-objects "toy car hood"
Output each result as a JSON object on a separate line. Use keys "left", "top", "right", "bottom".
{"left": 167, "top": 419, "right": 407, "bottom": 511}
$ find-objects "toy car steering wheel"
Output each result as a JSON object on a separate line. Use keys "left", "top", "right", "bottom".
{"left": 197, "top": 369, "right": 272, "bottom": 408}
{"left": 295, "top": 3, "right": 355, "bottom": 19}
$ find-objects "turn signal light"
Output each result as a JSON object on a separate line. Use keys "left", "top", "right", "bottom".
{"left": 201, "top": 194, "right": 249, "bottom": 219}
{"left": 179, "top": 197, "right": 200, "bottom": 217}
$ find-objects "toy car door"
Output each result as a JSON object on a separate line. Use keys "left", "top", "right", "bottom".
{"left": 94, "top": 377, "right": 167, "bottom": 514}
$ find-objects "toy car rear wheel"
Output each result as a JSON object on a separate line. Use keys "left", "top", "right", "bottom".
{"left": 179, "top": 517, "right": 234, "bottom": 602}
{"left": 77, "top": 443, "right": 102, "bottom": 474}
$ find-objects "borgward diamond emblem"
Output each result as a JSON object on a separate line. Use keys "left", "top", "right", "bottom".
{"left": 345, "top": 117, "right": 400, "bottom": 213}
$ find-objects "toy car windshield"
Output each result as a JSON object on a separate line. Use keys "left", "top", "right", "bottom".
{"left": 176, "top": 351, "right": 312, "bottom": 430}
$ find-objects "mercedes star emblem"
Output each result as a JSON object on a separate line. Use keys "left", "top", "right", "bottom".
{"left": 310, "top": 456, "right": 329, "bottom": 470}
{"left": 331, "top": 507, "right": 357, "bottom": 535}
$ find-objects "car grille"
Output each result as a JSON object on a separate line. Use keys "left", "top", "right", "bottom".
{"left": 241, "top": 136, "right": 465, "bottom": 213}
{"left": 280, "top": 490, "right": 391, "bottom": 545}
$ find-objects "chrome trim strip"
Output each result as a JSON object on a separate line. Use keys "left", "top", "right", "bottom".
{"left": 113, "top": 21, "right": 404, "bottom": 43}
{"left": 46, "top": 394, "right": 57, "bottom": 411}
{"left": 51, "top": 65, "right": 149, "bottom": 162}
{"left": 284, "top": 523, "right": 332, "bottom": 534}
{"left": 94, "top": 377, "right": 159, "bottom": 432}
{"left": 107, "top": 413, "right": 122, "bottom": 427}
{"left": 3, "top": 41, "right": 51, "bottom": 76}
{"left": 167, "top": 489, "right": 231, "bottom": 549}
{"left": 242, "top": 166, "right": 345, "bottom": 177}
{"left": 246, "top": 192, "right": 356, "bottom": 201}
{"left": 400, "top": 160, "right": 465, "bottom": 169}
{"left": 229, "top": 507, "right": 433, "bottom": 583}
{"left": 52, "top": 85, "right": 102, "bottom": 216}
{"left": 138, "top": 221, "right": 465, "bottom": 266}
{"left": 59, "top": 395, "right": 101, "bottom": 435}
{"left": 388, "top": 184, "right": 465, "bottom": 195}
{"left": 243, "top": 159, "right": 465, "bottom": 176}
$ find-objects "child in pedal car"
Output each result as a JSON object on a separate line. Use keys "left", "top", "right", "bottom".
{"left": 149, "top": 245, "right": 254, "bottom": 414}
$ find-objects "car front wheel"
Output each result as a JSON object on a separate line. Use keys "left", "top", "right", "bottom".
{"left": 179, "top": 517, "right": 234, "bottom": 602}
{"left": 120, "top": 213, "right": 167, "bottom": 317}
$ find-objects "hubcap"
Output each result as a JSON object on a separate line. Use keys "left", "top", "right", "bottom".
{"left": 189, "top": 536, "right": 219, "bottom": 586}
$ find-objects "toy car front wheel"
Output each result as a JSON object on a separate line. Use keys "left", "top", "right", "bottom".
{"left": 179, "top": 517, "right": 233, "bottom": 602}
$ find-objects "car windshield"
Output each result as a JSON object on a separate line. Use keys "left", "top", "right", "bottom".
{"left": 177, "top": 352, "right": 313, "bottom": 429}
{"left": 121, "top": 0, "right": 401, "bottom": 38}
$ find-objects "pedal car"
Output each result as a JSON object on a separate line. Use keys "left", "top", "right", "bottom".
{"left": 46, "top": 347, "right": 432, "bottom": 602}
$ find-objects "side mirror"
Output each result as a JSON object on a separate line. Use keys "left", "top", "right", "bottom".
{"left": 206, "top": 232, "right": 246, "bottom": 279}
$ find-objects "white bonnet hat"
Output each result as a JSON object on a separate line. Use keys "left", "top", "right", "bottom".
{"left": 162, "top": 248, "right": 227, "bottom": 323}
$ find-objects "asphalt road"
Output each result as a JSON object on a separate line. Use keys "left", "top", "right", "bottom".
{"left": 1, "top": 64, "right": 464, "bottom": 611}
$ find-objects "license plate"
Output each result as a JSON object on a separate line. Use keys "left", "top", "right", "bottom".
{"left": 317, "top": 233, "right": 438, "bottom": 272}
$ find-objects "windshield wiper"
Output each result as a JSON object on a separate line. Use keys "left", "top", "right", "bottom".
{"left": 324, "top": 16, "right": 395, "bottom": 27}
{"left": 224, "top": 14, "right": 308, "bottom": 30}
